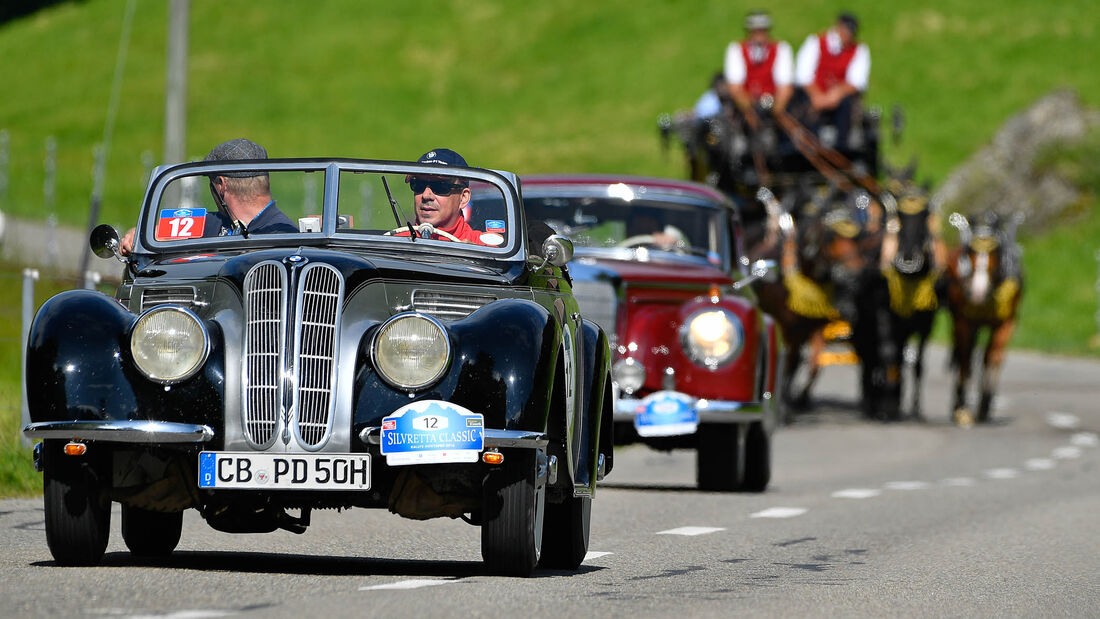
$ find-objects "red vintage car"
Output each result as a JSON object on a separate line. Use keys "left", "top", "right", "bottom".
{"left": 513, "top": 175, "right": 783, "bottom": 491}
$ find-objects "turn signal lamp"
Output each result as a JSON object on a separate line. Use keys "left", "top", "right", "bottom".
{"left": 64, "top": 442, "right": 87, "bottom": 456}
{"left": 482, "top": 450, "right": 504, "bottom": 465}
{"left": 708, "top": 285, "right": 721, "bottom": 303}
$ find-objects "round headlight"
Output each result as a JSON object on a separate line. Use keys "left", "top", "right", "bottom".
{"left": 612, "top": 358, "right": 645, "bottom": 394}
{"left": 130, "top": 306, "right": 209, "bottom": 383}
{"left": 680, "top": 308, "right": 744, "bottom": 369}
{"left": 373, "top": 314, "right": 451, "bottom": 390}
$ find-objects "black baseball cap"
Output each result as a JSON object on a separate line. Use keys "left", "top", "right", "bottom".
{"left": 204, "top": 138, "right": 268, "bottom": 178}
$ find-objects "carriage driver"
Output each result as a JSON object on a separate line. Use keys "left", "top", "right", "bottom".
{"left": 398, "top": 148, "right": 496, "bottom": 246}
{"left": 793, "top": 12, "right": 871, "bottom": 148}
{"left": 723, "top": 10, "right": 795, "bottom": 130}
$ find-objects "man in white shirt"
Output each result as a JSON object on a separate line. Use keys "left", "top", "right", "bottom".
{"left": 793, "top": 12, "right": 871, "bottom": 147}
{"left": 723, "top": 10, "right": 794, "bottom": 130}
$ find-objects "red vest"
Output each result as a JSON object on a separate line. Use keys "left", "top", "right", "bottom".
{"left": 813, "top": 32, "right": 857, "bottom": 90}
{"left": 741, "top": 41, "right": 778, "bottom": 98}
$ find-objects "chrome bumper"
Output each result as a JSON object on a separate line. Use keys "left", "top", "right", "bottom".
{"left": 614, "top": 396, "right": 766, "bottom": 424}
{"left": 23, "top": 420, "right": 215, "bottom": 443}
{"left": 358, "top": 427, "right": 548, "bottom": 450}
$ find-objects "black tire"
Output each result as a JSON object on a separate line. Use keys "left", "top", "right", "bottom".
{"left": 42, "top": 442, "right": 111, "bottom": 566}
{"left": 696, "top": 424, "right": 741, "bottom": 492}
{"left": 539, "top": 494, "right": 591, "bottom": 570}
{"left": 122, "top": 505, "right": 183, "bottom": 557}
{"left": 481, "top": 450, "right": 546, "bottom": 576}
{"left": 739, "top": 422, "right": 771, "bottom": 492}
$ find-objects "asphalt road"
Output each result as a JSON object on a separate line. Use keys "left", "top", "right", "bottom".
{"left": 2, "top": 346, "right": 1097, "bottom": 617}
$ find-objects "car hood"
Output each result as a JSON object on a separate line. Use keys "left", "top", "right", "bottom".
{"left": 136, "top": 248, "right": 527, "bottom": 289}
{"left": 575, "top": 257, "right": 732, "bottom": 287}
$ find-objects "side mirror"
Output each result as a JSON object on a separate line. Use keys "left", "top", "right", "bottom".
{"left": 541, "top": 235, "right": 574, "bottom": 268}
{"left": 90, "top": 224, "right": 123, "bottom": 260}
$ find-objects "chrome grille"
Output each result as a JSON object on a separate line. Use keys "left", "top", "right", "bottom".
{"left": 412, "top": 290, "right": 496, "bottom": 320}
{"left": 140, "top": 287, "right": 196, "bottom": 312}
{"left": 243, "top": 262, "right": 286, "bottom": 448}
{"left": 572, "top": 279, "right": 617, "bottom": 338}
{"left": 293, "top": 264, "right": 342, "bottom": 447}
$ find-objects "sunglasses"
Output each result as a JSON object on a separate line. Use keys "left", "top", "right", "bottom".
{"left": 409, "top": 178, "right": 466, "bottom": 196}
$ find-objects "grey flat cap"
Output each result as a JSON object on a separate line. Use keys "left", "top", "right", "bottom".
{"left": 204, "top": 138, "right": 268, "bottom": 177}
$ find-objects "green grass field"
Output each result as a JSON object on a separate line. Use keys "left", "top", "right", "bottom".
{"left": 0, "top": 1, "right": 1098, "bottom": 495}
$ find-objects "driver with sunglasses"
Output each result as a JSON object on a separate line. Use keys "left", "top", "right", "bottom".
{"left": 398, "top": 149, "right": 497, "bottom": 246}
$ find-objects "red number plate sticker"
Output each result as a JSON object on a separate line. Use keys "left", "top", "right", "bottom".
{"left": 156, "top": 208, "right": 207, "bottom": 240}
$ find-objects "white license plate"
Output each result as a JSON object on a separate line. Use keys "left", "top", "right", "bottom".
{"left": 198, "top": 452, "right": 370, "bottom": 490}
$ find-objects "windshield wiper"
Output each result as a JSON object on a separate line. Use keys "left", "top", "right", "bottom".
{"left": 381, "top": 176, "right": 416, "bottom": 241}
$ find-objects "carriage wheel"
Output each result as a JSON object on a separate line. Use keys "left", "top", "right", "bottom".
{"left": 122, "top": 506, "right": 184, "bottom": 557}
{"left": 42, "top": 441, "right": 111, "bottom": 566}
{"left": 481, "top": 449, "right": 546, "bottom": 576}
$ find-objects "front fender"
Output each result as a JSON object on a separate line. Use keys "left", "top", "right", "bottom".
{"left": 26, "top": 290, "right": 225, "bottom": 436}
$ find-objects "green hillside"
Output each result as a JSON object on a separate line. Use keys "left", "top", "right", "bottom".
{"left": 0, "top": 0, "right": 1096, "bottom": 229}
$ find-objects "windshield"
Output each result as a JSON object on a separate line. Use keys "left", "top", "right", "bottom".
{"left": 143, "top": 162, "right": 515, "bottom": 253}
{"left": 517, "top": 191, "right": 729, "bottom": 268}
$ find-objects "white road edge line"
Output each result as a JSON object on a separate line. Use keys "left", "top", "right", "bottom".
{"left": 1071, "top": 432, "right": 1099, "bottom": 447}
{"left": 656, "top": 526, "right": 726, "bottom": 536}
{"left": 749, "top": 507, "right": 808, "bottom": 519}
{"left": 360, "top": 579, "right": 459, "bottom": 591}
{"left": 884, "top": 481, "right": 931, "bottom": 490}
{"left": 1024, "top": 458, "right": 1056, "bottom": 471}
{"left": 830, "top": 489, "right": 881, "bottom": 499}
{"left": 1052, "top": 446, "right": 1082, "bottom": 459}
{"left": 1045, "top": 412, "right": 1080, "bottom": 430}
{"left": 583, "top": 551, "right": 613, "bottom": 561}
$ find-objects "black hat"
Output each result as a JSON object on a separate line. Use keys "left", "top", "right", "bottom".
{"left": 204, "top": 138, "right": 268, "bottom": 177}
{"left": 416, "top": 148, "right": 468, "bottom": 168}
{"left": 837, "top": 12, "right": 859, "bottom": 35}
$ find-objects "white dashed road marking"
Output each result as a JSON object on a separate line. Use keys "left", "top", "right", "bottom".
{"left": 750, "top": 507, "right": 808, "bottom": 519}
{"left": 884, "top": 481, "right": 931, "bottom": 491}
{"left": 1045, "top": 412, "right": 1080, "bottom": 430}
{"left": 984, "top": 468, "right": 1019, "bottom": 480}
{"left": 1024, "top": 458, "right": 1056, "bottom": 471}
{"left": 583, "top": 551, "right": 613, "bottom": 561}
{"left": 360, "top": 579, "right": 458, "bottom": 591}
{"left": 1052, "top": 446, "right": 1082, "bottom": 459}
{"left": 656, "top": 526, "right": 726, "bottom": 536}
{"left": 129, "top": 613, "right": 236, "bottom": 619}
{"left": 830, "top": 489, "right": 881, "bottom": 499}
{"left": 1071, "top": 432, "right": 1098, "bottom": 447}
{"left": 940, "top": 477, "right": 977, "bottom": 486}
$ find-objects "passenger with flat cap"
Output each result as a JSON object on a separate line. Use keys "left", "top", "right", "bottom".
{"left": 723, "top": 10, "right": 795, "bottom": 129}
{"left": 120, "top": 138, "right": 296, "bottom": 255}
{"left": 399, "top": 148, "right": 497, "bottom": 246}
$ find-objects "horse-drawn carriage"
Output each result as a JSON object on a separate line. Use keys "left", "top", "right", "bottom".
{"left": 660, "top": 82, "right": 1025, "bottom": 426}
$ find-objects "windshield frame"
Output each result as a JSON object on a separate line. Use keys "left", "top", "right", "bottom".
{"left": 517, "top": 184, "right": 736, "bottom": 272}
{"left": 134, "top": 158, "right": 525, "bottom": 262}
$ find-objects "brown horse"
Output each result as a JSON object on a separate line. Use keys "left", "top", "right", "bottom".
{"left": 749, "top": 188, "right": 871, "bottom": 411}
{"left": 945, "top": 211, "right": 1024, "bottom": 426}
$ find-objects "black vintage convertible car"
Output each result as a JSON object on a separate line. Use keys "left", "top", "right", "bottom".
{"left": 23, "top": 158, "right": 612, "bottom": 576}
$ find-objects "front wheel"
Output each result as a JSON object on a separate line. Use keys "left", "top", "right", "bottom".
{"left": 481, "top": 449, "right": 546, "bottom": 576}
{"left": 739, "top": 422, "right": 771, "bottom": 492}
{"left": 42, "top": 441, "right": 111, "bottom": 566}
{"left": 539, "top": 494, "right": 591, "bottom": 570}
{"left": 122, "top": 506, "right": 183, "bottom": 557}
{"left": 696, "top": 424, "right": 742, "bottom": 492}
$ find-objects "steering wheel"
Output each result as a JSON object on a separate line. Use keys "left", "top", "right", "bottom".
{"left": 383, "top": 223, "right": 465, "bottom": 243}
{"left": 616, "top": 234, "right": 658, "bottom": 248}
